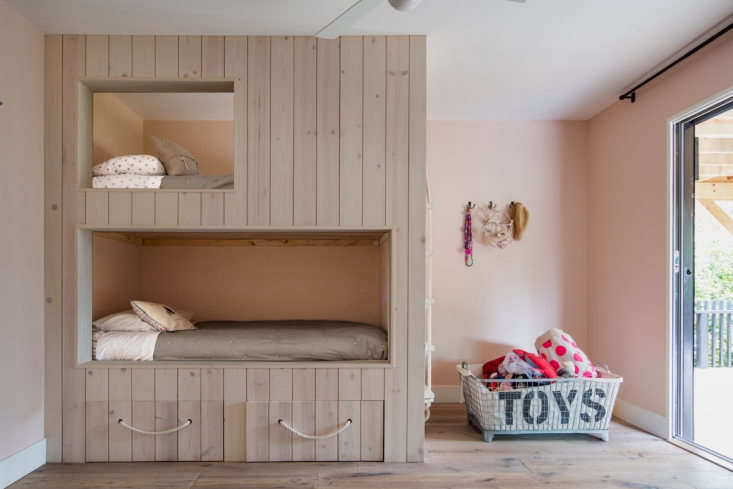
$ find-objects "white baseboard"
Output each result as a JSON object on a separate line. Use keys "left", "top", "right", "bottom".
{"left": 433, "top": 384, "right": 462, "bottom": 403}
{"left": 0, "top": 439, "right": 45, "bottom": 489}
{"left": 613, "top": 399, "right": 669, "bottom": 439}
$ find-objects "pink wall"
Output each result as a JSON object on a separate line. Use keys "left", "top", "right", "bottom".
{"left": 92, "top": 237, "right": 387, "bottom": 327}
{"left": 0, "top": 0, "right": 45, "bottom": 462}
{"left": 587, "top": 34, "right": 733, "bottom": 417}
{"left": 92, "top": 236, "right": 142, "bottom": 319}
{"left": 428, "top": 121, "right": 589, "bottom": 385}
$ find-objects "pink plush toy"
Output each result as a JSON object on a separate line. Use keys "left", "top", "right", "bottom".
{"left": 535, "top": 328, "right": 598, "bottom": 378}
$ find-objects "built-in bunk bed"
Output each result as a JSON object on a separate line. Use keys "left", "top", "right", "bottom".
{"left": 47, "top": 34, "right": 426, "bottom": 465}
{"left": 90, "top": 231, "right": 391, "bottom": 363}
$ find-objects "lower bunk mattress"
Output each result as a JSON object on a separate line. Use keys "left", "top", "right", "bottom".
{"left": 94, "top": 320, "right": 388, "bottom": 361}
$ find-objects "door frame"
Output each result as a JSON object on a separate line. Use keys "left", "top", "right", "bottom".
{"left": 667, "top": 87, "right": 733, "bottom": 466}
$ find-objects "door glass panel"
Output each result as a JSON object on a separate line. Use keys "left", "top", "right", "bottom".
{"left": 689, "top": 107, "right": 733, "bottom": 460}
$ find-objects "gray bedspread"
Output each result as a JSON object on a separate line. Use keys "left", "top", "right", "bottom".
{"left": 160, "top": 174, "right": 234, "bottom": 189}
{"left": 153, "top": 320, "right": 388, "bottom": 361}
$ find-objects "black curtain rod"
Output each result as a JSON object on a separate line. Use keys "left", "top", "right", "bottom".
{"left": 619, "top": 22, "right": 732, "bottom": 103}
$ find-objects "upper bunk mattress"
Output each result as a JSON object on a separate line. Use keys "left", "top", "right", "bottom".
{"left": 91, "top": 174, "right": 234, "bottom": 189}
{"left": 153, "top": 320, "right": 388, "bottom": 361}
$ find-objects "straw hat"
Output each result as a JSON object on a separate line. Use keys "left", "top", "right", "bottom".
{"left": 510, "top": 202, "right": 529, "bottom": 240}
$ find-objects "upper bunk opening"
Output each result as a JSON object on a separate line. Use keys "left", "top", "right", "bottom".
{"left": 78, "top": 229, "right": 393, "bottom": 367}
{"left": 79, "top": 80, "right": 236, "bottom": 191}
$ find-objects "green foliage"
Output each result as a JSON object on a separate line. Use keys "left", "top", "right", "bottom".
{"left": 695, "top": 238, "right": 733, "bottom": 302}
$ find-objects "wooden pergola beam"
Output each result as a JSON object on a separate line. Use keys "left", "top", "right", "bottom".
{"left": 695, "top": 181, "right": 733, "bottom": 200}
{"left": 698, "top": 199, "right": 733, "bottom": 237}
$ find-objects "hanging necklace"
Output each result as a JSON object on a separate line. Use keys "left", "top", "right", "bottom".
{"left": 464, "top": 202, "right": 475, "bottom": 267}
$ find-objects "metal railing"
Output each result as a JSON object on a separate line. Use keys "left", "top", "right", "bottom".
{"left": 694, "top": 300, "right": 733, "bottom": 368}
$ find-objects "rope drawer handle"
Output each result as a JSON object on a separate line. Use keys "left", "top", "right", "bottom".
{"left": 278, "top": 418, "right": 352, "bottom": 440}
{"left": 118, "top": 418, "right": 192, "bottom": 435}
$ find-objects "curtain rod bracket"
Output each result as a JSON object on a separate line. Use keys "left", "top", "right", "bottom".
{"left": 619, "top": 91, "right": 636, "bottom": 103}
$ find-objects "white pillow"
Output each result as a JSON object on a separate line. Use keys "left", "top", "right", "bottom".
{"left": 92, "top": 155, "right": 166, "bottom": 176}
{"left": 93, "top": 311, "right": 157, "bottom": 332}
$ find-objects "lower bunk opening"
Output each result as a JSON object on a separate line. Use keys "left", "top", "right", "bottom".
{"left": 79, "top": 229, "right": 392, "bottom": 366}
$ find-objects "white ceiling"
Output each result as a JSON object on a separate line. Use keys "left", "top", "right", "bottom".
{"left": 10, "top": 0, "right": 733, "bottom": 120}
{"left": 106, "top": 93, "right": 234, "bottom": 121}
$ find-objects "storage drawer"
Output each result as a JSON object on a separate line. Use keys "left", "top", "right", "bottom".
{"left": 245, "top": 400, "right": 383, "bottom": 462}
{"left": 84, "top": 367, "right": 385, "bottom": 462}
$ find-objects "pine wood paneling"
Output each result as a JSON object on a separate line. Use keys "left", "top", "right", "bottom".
{"left": 363, "top": 36, "right": 387, "bottom": 226}
{"left": 44, "top": 34, "right": 63, "bottom": 463}
{"left": 108, "top": 191, "right": 132, "bottom": 226}
{"left": 132, "top": 36, "right": 155, "bottom": 79}
{"left": 338, "top": 401, "right": 360, "bottom": 461}
{"left": 225, "top": 36, "right": 246, "bottom": 78}
{"left": 155, "top": 36, "right": 179, "bottom": 79}
{"left": 407, "top": 35, "right": 428, "bottom": 463}
{"left": 293, "top": 37, "right": 317, "bottom": 225}
{"left": 155, "top": 192, "right": 178, "bottom": 226}
{"left": 61, "top": 34, "right": 86, "bottom": 463}
{"left": 223, "top": 368, "right": 246, "bottom": 461}
{"left": 178, "top": 368, "right": 201, "bottom": 461}
{"left": 384, "top": 35, "right": 410, "bottom": 463}
{"left": 131, "top": 192, "right": 155, "bottom": 226}
{"left": 86, "top": 191, "right": 108, "bottom": 226}
{"left": 108, "top": 368, "right": 132, "bottom": 462}
{"left": 201, "top": 368, "right": 224, "bottom": 461}
{"left": 315, "top": 400, "right": 338, "bottom": 461}
{"left": 268, "top": 401, "right": 292, "bottom": 461}
{"left": 109, "top": 35, "right": 132, "bottom": 79}
{"left": 292, "top": 368, "right": 316, "bottom": 401}
{"left": 316, "top": 39, "right": 340, "bottom": 226}
{"left": 338, "top": 368, "right": 361, "bottom": 401}
{"left": 292, "top": 401, "right": 316, "bottom": 461}
{"left": 179, "top": 192, "right": 202, "bottom": 226}
{"left": 155, "top": 368, "right": 178, "bottom": 461}
{"left": 270, "top": 36, "right": 295, "bottom": 226}
{"left": 316, "top": 368, "right": 339, "bottom": 401}
{"left": 86, "top": 35, "right": 108, "bottom": 79}
{"left": 247, "top": 37, "right": 271, "bottom": 225}
{"left": 247, "top": 368, "right": 270, "bottom": 401}
{"left": 202, "top": 192, "right": 224, "bottom": 226}
{"left": 131, "top": 369, "right": 155, "bottom": 461}
{"left": 269, "top": 368, "right": 292, "bottom": 401}
{"left": 339, "top": 37, "right": 364, "bottom": 226}
{"left": 246, "top": 402, "right": 269, "bottom": 462}
{"left": 85, "top": 368, "right": 108, "bottom": 462}
{"left": 203, "top": 36, "right": 225, "bottom": 79}
{"left": 179, "top": 36, "right": 202, "bottom": 79}
{"left": 225, "top": 37, "right": 247, "bottom": 225}
{"left": 361, "top": 368, "right": 385, "bottom": 401}
{"left": 361, "top": 400, "right": 384, "bottom": 461}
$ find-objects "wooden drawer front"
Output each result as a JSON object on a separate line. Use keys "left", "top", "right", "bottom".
{"left": 84, "top": 367, "right": 384, "bottom": 462}
{"left": 245, "top": 400, "right": 383, "bottom": 462}
{"left": 85, "top": 368, "right": 228, "bottom": 462}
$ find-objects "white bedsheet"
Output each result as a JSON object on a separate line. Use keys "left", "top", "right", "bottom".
{"left": 92, "top": 174, "right": 164, "bottom": 189}
{"left": 94, "top": 330, "right": 160, "bottom": 361}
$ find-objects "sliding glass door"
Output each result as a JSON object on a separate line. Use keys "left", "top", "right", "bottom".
{"left": 673, "top": 98, "right": 733, "bottom": 463}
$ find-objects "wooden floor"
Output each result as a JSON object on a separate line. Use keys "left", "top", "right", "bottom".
{"left": 12, "top": 404, "right": 731, "bottom": 489}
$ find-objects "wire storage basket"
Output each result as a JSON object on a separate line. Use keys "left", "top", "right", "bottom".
{"left": 457, "top": 363, "right": 622, "bottom": 442}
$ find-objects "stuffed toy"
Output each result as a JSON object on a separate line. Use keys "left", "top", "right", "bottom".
{"left": 535, "top": 328, "right": 597, "bottom": 378}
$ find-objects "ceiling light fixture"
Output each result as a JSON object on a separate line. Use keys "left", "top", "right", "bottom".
{"left": 388, "top": 0, "right": 423, "bottom": 12}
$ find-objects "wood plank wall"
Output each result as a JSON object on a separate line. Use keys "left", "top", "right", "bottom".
{"left": 44, "top": 34, "right": 426, "bottom": 463}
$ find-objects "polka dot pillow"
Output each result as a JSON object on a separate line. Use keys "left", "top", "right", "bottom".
{"left": 92, "top": 155, "right": 166, "bottom": 176}
{"left": 535, "top": 328, "right": 598, "bottom": 378}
